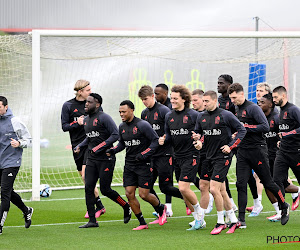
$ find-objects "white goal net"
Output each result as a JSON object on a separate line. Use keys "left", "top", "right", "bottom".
{"left": 1, "top": 31, "right": 300, "bottom": 200}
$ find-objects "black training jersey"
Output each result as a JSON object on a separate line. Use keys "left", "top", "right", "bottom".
{"left": 141, "top": 102, "right": 172, "bottom": 157}
{"left": 78, "top": 110, "right": 118, "bottom": 160}
{"left": 165, "top": 108, "right": 199, "bottom": 158}
{"left": 61, "top": 98, "right": 103, "bottom": 146}
{"left": 163, "top": 97, "right": 172, "bottom": 110}
{"left": 218, "top": 95, "right": 236, "bottom": 114}
{"left": 61, "top": 98, "right": 86, "bottom": 146}
{"left": 278, "top": 102, "right": 300, "bottom": 153}
{"left": 113, "top": 117, "right": 159, "bottom": 165}
{"left": 236, "top": 100, "right": 269, "bottom": 149}
{"left": 195, "top": 108, "right": 246, "bottom": 159}
{"left": 264, "top": 108, "right": 280, "bottom": 158}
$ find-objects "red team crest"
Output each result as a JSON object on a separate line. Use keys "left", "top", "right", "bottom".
{"left": 73, "top": 109, "right": 78, "bottom": 112}
{"left": 154, "top": 112, "right": 158, "bottom": 120}
{"left": 183, "top": 115, "right": 188, "bottom": 123}
{"left": 283, "top": 111, "right": 288, "bottom": 119}
{"left": 93, "top": 118, "right": 98, "bottom": 126}
{"left": 133, "top": 126, "right": 138, "bottom": 134}
{"left": 270, "top": 120, "right": 274, "bottom": 128}
{"left": 215, "top": 116, "right": 220, "bottom": 124}
{"left": 226, "top": 101, "right": 229, "bottom": 110}
{"left": 242, "top": 110, "right": 247, "bottom": 117}
{"left": 122, "top": 129, "right": 125, "bottom": 134}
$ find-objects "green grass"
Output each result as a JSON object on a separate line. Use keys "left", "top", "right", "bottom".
{"left": 2, "top": 185, "right": 299, "bottom": 249}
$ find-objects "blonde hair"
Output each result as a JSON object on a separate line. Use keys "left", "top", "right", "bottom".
{"left": 74, "top": 80, "right": 90, "bottom": 96}
{"left": 257, "top": 82, "right": 271, "bottom": 93}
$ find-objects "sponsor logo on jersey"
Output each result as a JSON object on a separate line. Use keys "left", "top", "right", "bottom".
{"left": 283, "top": 111, "right": 288, "bottom": 119}
{"left": 264, "top": 131, "right": 277, "bottom": 138}
{"left": 152, "top": 124, "right": 160, "bottom": 130}
{"left": 154, "top": 112, "right": 158, "bottom": 120}
{"left": 203, "top": 129, "right": 221, "bottom": 136}
{"left": 215, "top": 116, "right": 220, "bottom": 124}
{"left": 124, "top": 139, "right": 141, "bottom": 147}
{"left": 242, "top": 110, "right": 247, "bottom": 117}
{"left": 93, "top": 118, "right": 98, "bottom": 126}
{"left": 270, "top": 120, "right": 275, "bottom": 128}
{"left": 170, "top": 128, "right": 189, "bottom": 135}
{"left": 133, "top": 126, "right": 138, "bottom": 134}
{"left": 86, "top": 131, "right": 100, "bottom": 138}
{"left": 279, "top": 124, "right": 289, "bottom": 130}
{"left": 183, "top": 115, "right": 188, "bottom": 123}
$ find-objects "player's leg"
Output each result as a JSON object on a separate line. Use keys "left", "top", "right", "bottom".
{"left": 149, "top": 160, "right": 160, "bottom": 200}
{"left": 137, "top": 163, "right": 167, "bottom": 226}
{"left": 288, "top": 178, "right": 300, "bottom": 210}
{"left": 156, "top": 156, "right": 183, "bottom": 217}
{"left": 254, "top": 148, "right": 289, "bottom": 225}
{"left": 174, "top": 157, "right": 193, "bottom": 215}
{"left": 225, "top": 177, "right": 236, "bottom": 211}
{"left": 165, "top": 156, "right": 175, "bottom": 216}
{"left": 246, "top": 173, "right": 259, "bottom": 212}
{"left": 0, "top": 167, "right": 22, "bottom": 234}
{"left": 289, "top": 156, "right": 300, "bottom": 211}
{"left": 248, "top": 172, "right": 264, "bottom": 217}
{"left": 236, "top": 149, "right": 252, "bottom": 226}
{"left": 125, "top": 185, "right": 148, "bottom": 230}
{"left": 210, "top": 157, "right": 238, "bottom": 234}
{"left": 98, "top": 159, "right": 131, "bottom": 223}
{"left": 79, "top": 160, "right": 100, "bottom": 228}
{"left": 124, "top": 165, "right": 148, "bottom": 230}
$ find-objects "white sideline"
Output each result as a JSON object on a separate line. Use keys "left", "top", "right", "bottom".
{"left": 5, "top": 210, "right": 299, "bottom": 229}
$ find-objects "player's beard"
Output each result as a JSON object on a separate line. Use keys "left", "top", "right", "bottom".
{"left": 275, "top": 99, "right": 283, "bottom": 106}
{"left": 86, "top": 106, "right": 96, "bottom": 115}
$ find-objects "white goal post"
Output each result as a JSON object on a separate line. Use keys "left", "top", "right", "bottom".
{"left": 17, "top": 30, "right": 300, "bottom": 200}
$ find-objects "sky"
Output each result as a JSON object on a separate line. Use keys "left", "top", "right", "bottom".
{"left": 0, "top": 0, "right": 299, "bottom": 31}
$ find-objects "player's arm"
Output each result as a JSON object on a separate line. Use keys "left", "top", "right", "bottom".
{"left": 193, "top": 112, "right": 204, "bottom": 138}
{"left": 161, "top": 112, "right": 171, "bottom": 145}
{"left": 140, "top": 109, "right": 147, "bottom": 120}
{"left": 282, "top": 106, "right": 300, "bottom": 137}
{"left": 92, "top": 114, "right": 119, "bottom": 154}
{"left": 137, "top": 121, "right": 159, "bottom": 160}
{"left": 61, "top": 102, "right": 80, "bottom": 132}
{"left": 11, "top": 117, "right": 32, "bottom": 148}
{"left": 106, "top": 126, "right": 125, "bottom": 156}
{"left": 223, "top": 111, "right": 246, "bottom": 150}
{"left": 245, "top": 105, "right": 269, "bottom": 133}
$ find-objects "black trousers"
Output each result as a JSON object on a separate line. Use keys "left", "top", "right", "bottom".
{"left": 150, "top": 156, "right": 182, "bottom": 200}
{"left": 236, "top": 146, "right": 285, "bottom": 221}
{"left": 85, "top": 158, "right": 126, "bottom": 221}
{"left": 273, "top": 150, "right": 300, "bottom": 196}
{"left": 0, "top": 167, "right": 27, "bottom": 226}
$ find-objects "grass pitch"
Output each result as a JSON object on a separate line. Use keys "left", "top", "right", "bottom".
{"left": 2, "top": 185, "right": 300, "bottom": 249}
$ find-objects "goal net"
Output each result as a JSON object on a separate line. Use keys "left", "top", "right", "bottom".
{"left": 1, "top": 31, "right": 300, "bottom": 200}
